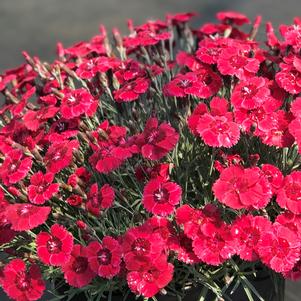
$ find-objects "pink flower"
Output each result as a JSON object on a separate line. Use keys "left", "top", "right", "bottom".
{"left": 231, "top": 77, "right": 270, "bottom": 110}
{"left": 89, "top": 121, "right": 137, "bottom": 174}
{"left": 276, "top": 171, "right": 301, "bottom": 214}
{"left": 86, "top": 183, "right": 115, "bottom": 216}
{"left": 28, "top": 172, "right": 59, "bottom": 205}
{"left": 36, "top": 224, "right": 74, "bottom": 266}
{"left": 122, "top": 225, "right": 165, "bottom": 271}
{"left": 195, "top": 97, "right": 240, "bottom": 148}
{"left": 231, "top": 215, "right": 272, "bottom": 261}
{"left": 213, "top": 166, "right": 272, "bottom": 210}
{"left": 5, "top": 204, "right": 51, "bottom": 231}
{"left": 45, "top": 140, "right": 79, "bottom": 174}
{"left": 62, "top": 244, "right": 96, "bottom": 288}
{"left": 216, "top": 11, "right": 250, "bottom": 25}
{"left": 2, "top": 259, "right": 45, "bottom": 301}
{"left": 135, "top": 118, "right": 179, "bottom": 160}
{"left": 261, "top": 164, "right": 284, "bottom": 194}
{"left": 257, "top": 223, "right": 301, "bottom": 273}
{"left": 114, "top": 77, "right": 150, "bottom": 102}
{"left": 60, "top": 88, "right": 98, "bottom": 119}
{"left": 217, "top": 46, "right": 260, "bottom": 79}
{"left": 142, "top": 178, "right": 182, "bottom": 216}
{"left": 0, "top": 150, "right": 32, "bottom": 186}
{"left": 86, "top": 237, "right": 122, "bottom": 279}
{"left": 23, "top": 106, "right": 59, "bottom": 131}
{"left": 193, "top": 223, "right": 236, "bottom": 266}
{"left": 276, "top": 55, "right": 301, "bottom": 94}
{"left": 164, "top": 69, "right": 221, "bottom": 99}
{"left": 127, "top": 256, "right": 174, "bottom": 298}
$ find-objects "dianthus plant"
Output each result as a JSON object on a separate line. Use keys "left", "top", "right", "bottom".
{"left": 1, "top": 10, "right": 301, "bottom": 301}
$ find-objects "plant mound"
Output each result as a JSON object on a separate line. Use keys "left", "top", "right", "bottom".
{"left": 0, "top": 10, "right": 301, "bottom": 301}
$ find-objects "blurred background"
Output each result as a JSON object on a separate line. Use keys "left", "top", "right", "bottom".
{"left": 1, "top": 0, "right": 301, "bottom": 72}
{"left": 0, "top": 0, "right": 301, "bottom": 300}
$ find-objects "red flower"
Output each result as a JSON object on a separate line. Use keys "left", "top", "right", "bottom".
{"left": 60, "top": 88, "right": 98, "bottom": 119}
{"left": 5, "top": 204, "right": 51, "bottom": 231}
{"left": 169, "top": 233, "right": 201, "bottom": 264}
{"left": 45, "top": 140, "right": 79, "bottom": 174}
{"left": 283, "top": 259, "right": 301, "bottom": 281}
{"left": 291, "top": 97, "right": 301, "bottom": 117}
{"left": 187, "top": 103, "right": 207, "bottom": 135}
{"left": 86, "top": 237, "right": 122, "bottom": 279}
{"left": 276, "top": 55, "right": 301, "bottom": 94}
{"left": 135, "top": 163, "right": 171, "bottom": 182}
{"left": 257, "top": 223, "right": 301, "bottom": 273}
{"left": 89, "top": 121, "right": 137, "bottom": 174}
{"left": 276, "top": 211, "right": 301, "bottom": 239}
{"left": 280, "top": 23, "right": 301, "bottom": 51}
{"left": 216, "top": 11, "right": 250, "bottom": 25}
{"left": 213, "top": 166, "right": 272, "bottom": 210}
{"left": 0, "top": 150, "right": 32, "bottom": 186}
{"left": 28, "top": 172, "right": 59, "bottom": 205}
{"left": 66, "top": 194, "right": 83, "bottom": 207}
{"left": 144, "top": 216, "right": 175, "bottom": 246}
{"left": 176, "top": 204, "right": 222, "bottom": 240}
{"left": 114, "top": 77, "right": 150, "bottom": 102}
{"left": 127, "top": 256, "right": 174, "bottom": 298}
{"left": 23, "top": 106, "right": 59, "bottom": 131}
{"left": 196, "top": 39, "right": 223, "bottom": 65}
{"left": 276, "top": 171, "right": 301, "bottom": 214}
{"left": 231, "top": 77, "right": 270, "bottom": 110}
{"left": 166, "top": 12, "right": 197, "bottom": 24}
{"left": 193, "top": 223, "right": 236, "bottom": 266}
{"left": 289, "top": 117, "right": 301, "bottom": 152}
{"left": 261, "top": 164, "right": 284, "bottom": 194}
{"left": 195, "top": 97, "right": 240, "bottom": 148}
{"left": 36, "top": 224, "right": 74, "bottom": 266}
{"left": 76, "top": 57, "right": 120, "bottom": 79}
{"left": 258, "top": 110, "right": 294, "bottom": 148}
{"left": 163, "top": 69, "right": 221, "bottom": 99}
{"left": 231, "top": 215, "right": 272, "bottom": 261}
{"left": 122, "top": 225, "right": 165, "bottom": 271}
{"left": 86, "top": 183, "right": 115, "bottom": 216}
{"left": 142, "top": 178, "right": 182, "bottom": 216}
{"left": 123, "top": 30, "right": 171, "bottom": 48}
{"left": 217, "top": 46, "right": 260, "bottom": 80}
{"left": 135, "top": 118, "right": 179, "bottom": 160}
{"left": 62, "top": 244, "right": 96, "bottom": 288}
{"left": 2, "top": 259, "right": 45, "bottom": 301}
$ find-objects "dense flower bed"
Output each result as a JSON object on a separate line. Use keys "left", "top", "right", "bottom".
{"left": 0, "top": 10, "right": 301, "bottom": 301}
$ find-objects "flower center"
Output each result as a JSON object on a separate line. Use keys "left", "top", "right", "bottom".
{"left": 147, "top": 130, "right": 159, "bottom": 144}
{"left": 9, "top": 161, "right": 20, "bottom": 172}
{"left": 179, "top": 79, "right": 192, "bottom": 88}
{"left": 286, "top": 183, "right": 301, "bottom": 200}
{"left": 16, "top": 272, "right": 30, "bottom": 291}
{"left": 230, "top": 55, "right": 247, "bottom": 68}
{"left": 53, "top": 152, "right": 62, "bottom": 161}
{"left": 132, "top": 238, "right": 150, "bottom": 256}
{"left": 154, "top": 187, "right": 169, "bottom": 204}
{"left": 142, "top": 272, "right": 154, "bottom": 282}
{"left": 97, "top": 248, "right": 112, "bottom": 265}
{"left": 17, "top": 205, "right": 33, "bottom": 217}
{"left": 55, "top": 122, "right": 68, "bottom": 133}
{"left": 241, "top": 85, "right": 257, "bottom": 98}
{"left": 46, "top": 237, "right": 62, "bottom": 254}
{"left": 200, "top": 73, "right": 213, "bottom": 85}
{"left": 67, "top": 96, "right": 77, "bottom": 104}
{"left": 72, "top": 256, "right": 88, "bottom": 273}
{"left": 212, "top": 119, "right": 229, "bottom": 133}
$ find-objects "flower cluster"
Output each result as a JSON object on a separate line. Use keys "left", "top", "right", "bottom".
{"left": 1, "top": 10, "right": 301, "bottom": 301}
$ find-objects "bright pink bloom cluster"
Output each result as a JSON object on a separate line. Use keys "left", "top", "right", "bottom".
{"left": 2, "top": 10, "right": 301, "bottom": 301}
